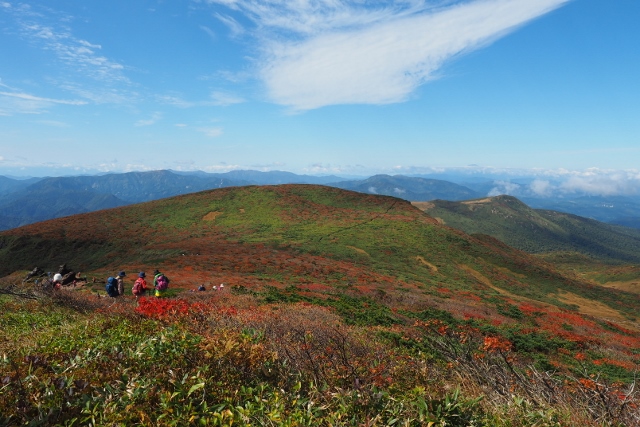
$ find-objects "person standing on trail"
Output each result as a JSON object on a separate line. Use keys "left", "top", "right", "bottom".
{"left": 105, "top": 276, "right": 119, "bottom": 297}
{"left": 116, "top": 271, "right": 126, "bottom": 296}
{"left": 132, "top": 272, "right": 148, "bottom": 298}
{"left": 153, "top": 269, "right": 170, "bottom": 297}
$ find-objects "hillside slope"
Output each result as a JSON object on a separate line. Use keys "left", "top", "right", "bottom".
{"left": 0, "top": 170, "right": 342, "bottom": 231}
{"left": 0, "top": 170, "right": 249, "bottom": 231}
{"left": 2, "top": 185, "right": 639, "bottom": 322}
{"left": 415, "top": 195, "right": 640, "bottom": 263}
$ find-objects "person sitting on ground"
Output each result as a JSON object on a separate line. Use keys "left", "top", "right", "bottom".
{"left": 153, "top": 269, "right": 170, "bottom": 297}
{"left": 132, "top": 272, "right": 148, "bottom": 299}
{"left": 197, "top": 284, "right": 206, "bottom": 291}
{"left": 52, "top": 273, "right": 63, "bottom": 290}
{"left": 116, "top": 271, "right": 126, "bottom": 296}
{"left": 24, "top": 267, "right": 45, "bottom": 282}
{"left": 58, "top": 264, "right": 71, "bottom": 276}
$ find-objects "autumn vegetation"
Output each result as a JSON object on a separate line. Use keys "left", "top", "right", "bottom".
{"left": 1, "top": 185, "right": 639, "bottom": 426}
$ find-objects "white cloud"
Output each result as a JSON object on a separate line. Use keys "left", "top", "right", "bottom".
{"left": 302, "top": 163, "right": 360, "bottom": 175}
{"left": 0, "top": 90, "right": 87, "bottom": 114}
{"left": 212, "top": 69, "right": 252, "bottom": 84}
{"left": 199, "top": 127, "right": 224, "bottom": 137}
{"left": 205, "top": 0, "right": 570, "bottom": 110}
{"left": 5, "top": 3, "right": 129, "bottom": 85}
{"left": 214, "top": 12, "right": 245, "bottom": 38}
{"left": 135, "top": 112, "right": 163, "bottom": 126}
{"left": 210, "top": 91, "right": 245, "bottom": 106}
{"left": 557, "top": 169, "right": 640, "bottom": 197}
{"left": 0, "top": 91, "right": 87, "bottom": 105}
{"left": 37, "top": 120, "right": 70, "bottom": 127}
{"left": 488, "top": 180, "right": 521, "bottom": 196}
{"left": 157, "top": 91, "right": 244, "bottom": 108}
{"left": 205, "top": 0, "right": 426, "bottom": 35}
{"left": 248, "top": 162, "right": 286, "bottom": 170}
{"left": 529, "top": 179, "right": 552, "bottom": 197}
{"left": 56, "top": 82, "right": 135, "bottom": 105}
{"left": 158, "top": 94, "right": 195, "bottom": 108}
{"left": 200, "top": 163, "right": 243, "bottom": 173}
{"left": 200, "top": 25, "right": 217, "bottom": 41}
{"left": 464, "top": 167, "right": 640, "bottom": 198}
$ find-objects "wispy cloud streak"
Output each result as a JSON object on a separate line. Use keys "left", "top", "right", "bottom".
{"left": 204, "top": 0, "right": 570, "bottom": 110}
{"left": 135, "top": 112, "right": 163, "bottom": 127}
{"left": 0, "top": 91, "right": 87, "bottom": 105}
{"left": 3, "top": 2, "right": 128, "bottom": 84}
{"left": 157, "top": 91, "right": 244, "bottom": 108}
{"left": 0, "top": 90, "right": 87, "bottom": 114}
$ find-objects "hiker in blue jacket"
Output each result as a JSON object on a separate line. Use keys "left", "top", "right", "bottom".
{"left": 106, "top": 276, "right": 119, "bottom": 297}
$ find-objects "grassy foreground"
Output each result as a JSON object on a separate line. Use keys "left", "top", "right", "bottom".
{"left": 1, "top": 288, "right": 638, "bottom": 427}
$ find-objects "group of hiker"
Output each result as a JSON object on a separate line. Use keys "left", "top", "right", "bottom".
{"left": 29, "top": 264, "right": 223, "bottom": 298}
{"left": 105, "top": 270, "right": 170, "bottom": 298}
{"left": 26, "top": 264, "right": 87, "bottom": 290}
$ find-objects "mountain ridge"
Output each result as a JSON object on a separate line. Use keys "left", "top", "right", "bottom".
{"left": 1, "top": 170, "right": 639, "bottom": 232}
{"left": 415, "top": 195, "right": 640, "bottom": 263}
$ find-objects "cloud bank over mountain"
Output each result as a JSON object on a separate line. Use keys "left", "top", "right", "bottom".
{"left": 486, "top": 169, "right": 640, "bottom": 198}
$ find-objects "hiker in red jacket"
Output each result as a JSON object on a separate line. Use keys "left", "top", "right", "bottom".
{"left": 132, "top": 272, "right": 148, "bottom": 299}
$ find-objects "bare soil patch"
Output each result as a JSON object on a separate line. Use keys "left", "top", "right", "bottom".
{"left": 461, "top": 198, "right": 492, "bottom": 205}
{"left": 202, "top": 211, "right": 224, "bottom": 221}
{"left": 602, "top": 280, "right": 640, "bottom": 295}
{"left": 415, "top": 256, "right": 438, "bottom": 272}
{"left": 346, "top": 246, "right": 369, "bottom": 256}
{"left": 556, "top": 291, "right": 639, "bottom": 330}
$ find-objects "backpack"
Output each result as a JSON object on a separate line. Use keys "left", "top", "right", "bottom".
{"left": 155, "top": 274, "right": 169, "bottom": 291}
{"left": 132, "top": 279, "right": 144, "bottom": 295}
{"left": 106, "top": 276, "right": 119, "bottom": 297}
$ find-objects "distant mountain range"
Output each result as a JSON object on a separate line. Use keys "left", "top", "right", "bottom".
{"left": 415, "top": 195, "right": 640, "bottom": 264}
{"left": 331, "top": 174, "right": 480, "bottom": 201}
{"left": 1, "top": 169, "right": 639, "bottom": 231}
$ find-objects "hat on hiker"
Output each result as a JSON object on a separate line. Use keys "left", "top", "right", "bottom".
{"left": 119, "top": 271, "right": 126, "bottom": 277}
{"left": 139, "top": 271, "right": 146, "bottom": 278}
{"left": 53, "top": 273, "right": 63, "bottom": 282}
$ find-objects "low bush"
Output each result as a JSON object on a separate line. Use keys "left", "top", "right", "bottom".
{"left": 1, "top": 292, "right": 639, "bottom": 426}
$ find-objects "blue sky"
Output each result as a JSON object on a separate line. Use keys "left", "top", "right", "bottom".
{"left": 1, "top": 0, "right": 639, "bottom": 195}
